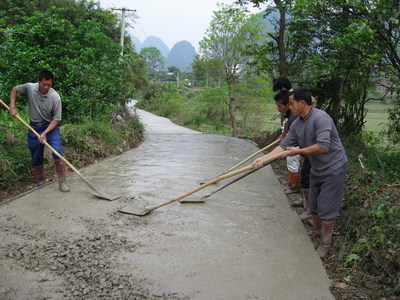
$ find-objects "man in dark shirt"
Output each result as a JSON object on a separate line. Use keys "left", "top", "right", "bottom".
{"left": 273, "top": 90, "right": 300, "bottom": 189}
{"left": 273, "top": 78, "right": 300, "bottom": 189}
{"left": 254, "top": 88, "right": 347, "bottom": 258}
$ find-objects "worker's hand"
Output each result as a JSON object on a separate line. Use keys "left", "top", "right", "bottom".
{"left": 38, "top": 133, "right": 47, "bottom": 144}
{"left": 9, "top": 107, "right": 17, "bottom": 117}
{"left": 252, "top": 156, "right": 266, "bottom": 169}
{"left": 286, "top": 147, "right": 300, "bottom": 156}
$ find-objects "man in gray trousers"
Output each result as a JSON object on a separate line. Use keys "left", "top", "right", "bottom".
{"left": 253, "top": 88, "right": 347, "bottom": 258}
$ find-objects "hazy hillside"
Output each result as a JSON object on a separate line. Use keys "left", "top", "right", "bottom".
{"left": 141, "top": 36, "right": 170, "bottom": 58}
{"left": 166, "top": 40, "right": 197, "bottom": 72}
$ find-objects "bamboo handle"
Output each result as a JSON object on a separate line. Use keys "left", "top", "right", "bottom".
{"left": 0, "top": 99, "right": 100, "bottom": 193}
{"left": 227, "top": 139, "right": 280, "bottom": 172}
{"left": 157, "top": 150, "right": 289, "bottom": 208}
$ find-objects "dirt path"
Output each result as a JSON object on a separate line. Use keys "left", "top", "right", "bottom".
{"left": 0, "top": 108, "right": 334, "bottom": 299}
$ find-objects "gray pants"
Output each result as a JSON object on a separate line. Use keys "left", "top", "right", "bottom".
{"left": 309, "top": 163, "right": 347, "bottom": 220}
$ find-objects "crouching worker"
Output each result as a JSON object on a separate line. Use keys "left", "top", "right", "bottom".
{"left": 253, "top": 88, "right": 347, "bottom": 258}
{"left": 9, "top": 70, "right": 70, "bottom": 192}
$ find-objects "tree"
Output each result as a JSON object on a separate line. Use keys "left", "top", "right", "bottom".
{"left": 191, "top": 55, "right": 225, "bottom": 87}
{"left": 0, "top": 8, "right": 144, "bottom": 121}
{"left": 140, "top": 46, "right": 165, "bottom": 73}
{"left": 238, "top": 0, "right": 296, "bottom": 78}
{"left": 200, "top": 3, "right": 266, "bottom": 137}
{"left": 288, "top": 0, "right": 383, "bottom": 134}
{"left": 0, "top": 0, "right": 121, "bottom": 41}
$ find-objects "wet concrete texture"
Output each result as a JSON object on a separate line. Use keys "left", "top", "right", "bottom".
{"left": 0, "top": 107, "right": 334, "bottom": 299}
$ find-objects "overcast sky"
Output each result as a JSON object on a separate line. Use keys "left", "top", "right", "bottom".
{"left": 98, "top": 0, "right": 262, "bottom": 52}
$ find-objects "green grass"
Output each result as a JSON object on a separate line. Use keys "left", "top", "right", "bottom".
{"left": 364, "top": 101, "right": 394, "bottom": 133}
{"left": 256, "top": 102, "right": 281, "bottom": 132}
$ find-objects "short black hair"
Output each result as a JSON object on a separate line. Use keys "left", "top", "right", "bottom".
{"left": 290, "top": 88, "right": 312, "bottom": 105}
{"left": 272, "top": 77, "right": 292, "bottom": 91}
{"left": 38, "top": 70, "right": 54, "bottom": 81}
{"left": 273, "top": 90, "right": 289, "bottom": 105}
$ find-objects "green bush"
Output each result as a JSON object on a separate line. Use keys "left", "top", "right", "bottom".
{"left": 339, "top": 133, "right": 400, "bottom": 293}
{"left": 0, "top": 109, "right": 32, "bottom": 187}
{"left": 0, "top": 8, "right": 141, "bottom": 123}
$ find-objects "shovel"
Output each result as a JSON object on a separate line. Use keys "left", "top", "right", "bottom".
{"left": 0, "top": 99, "right": 121, "bottom": 201}
{"left": 119, "top": 150, "right": 288, "bottom": 216}
{"left": 199, "top": 138, "right": 280, "bottom": 185}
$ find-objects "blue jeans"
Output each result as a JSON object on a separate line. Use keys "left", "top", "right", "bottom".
{"left": 28, "top": 121, "right": 63, "bottom": 166}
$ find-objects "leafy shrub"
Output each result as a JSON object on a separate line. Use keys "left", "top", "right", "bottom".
{"left": 0, "top": 8, "right": 141, "bottom": 123}
{"left": 339, "top": 133, "right": 400, "bottom": 293}
{"left": 0, "top": 109, "right": 33, "bottom": 187}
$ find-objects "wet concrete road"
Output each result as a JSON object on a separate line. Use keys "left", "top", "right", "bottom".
{"left": 0, "top": 107, "right": 334, "bottom": 299}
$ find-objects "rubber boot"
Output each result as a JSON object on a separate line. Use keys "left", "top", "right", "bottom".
{"left": 32, "top": 165, "right": 45, "bottom": 186}
{"left": 55, "top": 160, "right": 70, "bottom": 192}
{"left": 288, "top": 172, "right": 299, "bottom": 189}
{"left": 312, "top": 214, "right": 322, "bottom": 249}
{"left": 299, "top": 189, "right": 312, "bottom": 220}
{"left": 302, "top": 189, "right": 309, "bottom": 209}
{"left": 316, "top": 219, "right": 335, "bottom": 258}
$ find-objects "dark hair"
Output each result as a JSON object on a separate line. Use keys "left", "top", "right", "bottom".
{"left": 290, "top": 88, "right": 312, "bottom": 105}
{"left": 273, "top": 90, "right": 290, "bottom": 105}
{"left": 272, "top": 77, "right": 292, "bottom": 91}
{"left": 38, "top": 70, "right": 54, "bottom": 82}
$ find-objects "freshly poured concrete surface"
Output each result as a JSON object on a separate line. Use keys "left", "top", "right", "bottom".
{"left": 0, "top": 108, "right": 334, "bottom": 299}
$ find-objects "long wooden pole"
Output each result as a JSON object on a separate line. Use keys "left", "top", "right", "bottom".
{"left": 227, "top": 138, "right": 280, "bottom": 172}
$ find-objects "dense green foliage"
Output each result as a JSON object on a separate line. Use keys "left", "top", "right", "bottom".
{"left": 340, "top": 134, "right": 400, "bottom": 294}
{"left": 0, "top": 0, "right": 147, "bottom": 191}
{"left": 0, "top": 7, "right": 146, "bottom": 122}
{"left": 0, "top": 109, "right": 32, "bottom": 185}
{"left": 140, "top": 46, "right": 165, "bottom": 74}
{"left": 236, "top": 0, "right": 400, "bottom": 137}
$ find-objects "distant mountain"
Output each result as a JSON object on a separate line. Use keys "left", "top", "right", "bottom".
{"left": 131, "top": 36, "right": 142, "bottom": 52}
{"left": 166, "top": 40, "right": 197, "bottom": 72}
{"left": 142, "top": 36, "right": 170, "bottom": 58}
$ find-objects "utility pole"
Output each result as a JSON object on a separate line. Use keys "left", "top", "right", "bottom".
{"left": 112, "top": 8, "right": 136, "bottom": 57}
